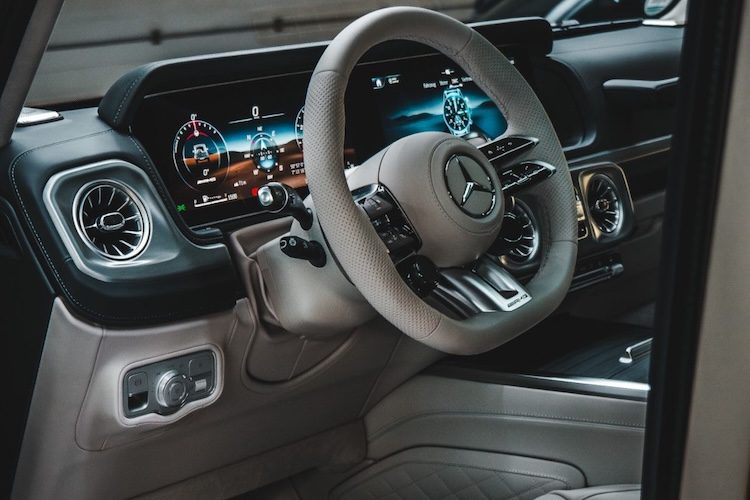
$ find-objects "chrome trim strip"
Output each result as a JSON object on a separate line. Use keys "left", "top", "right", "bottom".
{"left": 642, "top": 19, "right": 684, "bottom": 27}
{"left": 619, "top": 338, "right": 653, "bottom": 364}
{"left": 523, "top": 375, "right": 650, "bottom": 392}
{"left": 427, "top": 366, "right": 650, "bottom": 402}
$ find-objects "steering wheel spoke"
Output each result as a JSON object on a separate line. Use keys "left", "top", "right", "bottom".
{"left": 436, "top": 256, "right": 532, "bottom": 318}
{"left": 395, "top": 254, "right": 531, "bottom": 320}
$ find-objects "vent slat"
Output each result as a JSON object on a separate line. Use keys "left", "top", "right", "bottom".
{"left": 75, "top": 182, "right": 149, "bottom": 261}
{"left": 587, "top": 174, "right": 622, "bottom": 235}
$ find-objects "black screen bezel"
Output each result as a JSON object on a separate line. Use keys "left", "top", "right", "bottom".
{"left": 131, "top": 47, "right": 530, "bottom": 229}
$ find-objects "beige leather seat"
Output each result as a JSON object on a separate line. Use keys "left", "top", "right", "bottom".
{"left": 536, "top": 485, "right": 641, "bottom": 500}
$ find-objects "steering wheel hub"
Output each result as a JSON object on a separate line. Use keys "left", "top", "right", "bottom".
{"left": 444, "top": 154, "right": 497, "bottom": 218}
{"left": 376, "top": 132, "right": 504, "bottom": 267}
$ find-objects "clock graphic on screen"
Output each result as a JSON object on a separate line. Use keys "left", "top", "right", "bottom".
{"left": 442, "top": 87, "right": 472, "bottom": 136}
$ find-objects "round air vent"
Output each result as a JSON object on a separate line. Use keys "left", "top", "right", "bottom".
{"left": 498, "top": 200, "right": 538, "bottom": 265}
{"left": 74, "top": 181, "right": 150, "bottom": 260}
{"left": 587, "top": 173, "right": 623, "bottom": 235}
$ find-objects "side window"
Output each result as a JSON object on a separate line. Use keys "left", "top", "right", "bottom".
{"left": 560, "top": 0, "right": 647, "bottom": 25}
{"left": 473, "top": 0, "right": 678, "bottom": 25}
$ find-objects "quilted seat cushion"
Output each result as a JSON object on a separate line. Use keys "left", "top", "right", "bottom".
{"left": 329, "top": 447, "right": 585, "bottom": 500}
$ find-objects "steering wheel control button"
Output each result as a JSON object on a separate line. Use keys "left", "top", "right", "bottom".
{"left": 280, "top": 236, "right": 326, "bottom": 268}
{"left": 444, "top": 154, "right": 497, "bottom": 218}
{"left": 499, "top": 160, "right": 556, "bottom": 196}
{"left": 479, "top": 136, "right": 539, "bottom": 164}
{"left": 355, "top": 187, "right": 421, "bottom": 264}
{"left": 122, "top": 350, "right": 217, "bottom": 418}
{"left": 362, "top": 195, "right": 394, "bottom": 219}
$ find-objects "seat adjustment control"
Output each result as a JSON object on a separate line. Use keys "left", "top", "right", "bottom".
{"left": 280, "top": 236, "right": 326, "bottom": 267}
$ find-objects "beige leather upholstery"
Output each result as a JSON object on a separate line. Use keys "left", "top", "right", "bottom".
{"left": 330, "top": 447, "right": 586, "bottom": 500}
{"left": 535, "top": 484, "right": 641, "bottom": 500}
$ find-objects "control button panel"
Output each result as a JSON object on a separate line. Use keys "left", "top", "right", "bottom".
{"left": 479, "top": 135, "right": 539, "bottom": 164}
{"left": 498, "top": 160, "right": 556, "bottom": 196}
{"left": 356, "top": 186, "right": 420, "bottom": 264}
{"left": 123, "top": 350, "right": 216, "bottom": 418}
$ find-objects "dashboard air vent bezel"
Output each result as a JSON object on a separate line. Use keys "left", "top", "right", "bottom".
{"left": 576, "top": 163, "right": 634, "bottom": 244}
{"left": 586, "top": 173, "right": 623, "bottom": 236}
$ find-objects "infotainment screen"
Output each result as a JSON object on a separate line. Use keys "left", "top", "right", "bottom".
{"left": 367, "top": 64, "right": 508, "bottom": 145}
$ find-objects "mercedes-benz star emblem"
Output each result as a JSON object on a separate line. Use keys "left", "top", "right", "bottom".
{"left": 444, "top": 154, "right": 497, "bottom": 218}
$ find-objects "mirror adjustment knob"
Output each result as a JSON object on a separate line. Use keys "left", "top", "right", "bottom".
{"left": 257, "top": 182, "right": 313, "bottom": 230}
{"left": 280, "top": 236, "right": 326, "bottom": 267}
{"left": 155, "top": 370, "right": 189, "bottom": 409}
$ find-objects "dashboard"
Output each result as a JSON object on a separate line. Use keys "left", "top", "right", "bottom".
{"left": 1, "top": 16, "right": 680, "bottom": 329}
{"left": 132, "top": 54, "right": 509, "bottom": 228}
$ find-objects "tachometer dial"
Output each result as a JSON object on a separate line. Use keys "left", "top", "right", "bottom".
{"left": 294, "top": 106, "right": 304, "bottom": 152}
{"left": 173, "top": 118, "right": 229, "bottom": 192}
{"left": 251, "top": 132, "right": 280, "bottom": 171}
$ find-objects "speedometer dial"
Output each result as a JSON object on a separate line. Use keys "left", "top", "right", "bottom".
{"left": 173, "top": 118, "right": 229, "bottom": 192}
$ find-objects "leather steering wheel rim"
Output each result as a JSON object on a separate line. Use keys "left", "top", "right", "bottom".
{"left": 304, "top": 6, "right": 578, "bottom": 355}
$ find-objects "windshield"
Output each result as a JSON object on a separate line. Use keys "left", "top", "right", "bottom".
{"left": 27, "top": 0, "right": 674, "bottom": 107}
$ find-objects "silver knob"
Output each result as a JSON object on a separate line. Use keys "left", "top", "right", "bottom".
{"left": 154, "top": 370, "right": 189, "bottom": 408}
{"left": 257, "top": 186, "right": 275, "bottom": 207}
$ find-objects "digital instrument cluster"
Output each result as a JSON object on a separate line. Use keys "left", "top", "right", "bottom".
{"left": 133, "top": 71, "right": 357, "bottom": 227}
{"left": 132, "top": 54, "right": 509, "bottom": 229}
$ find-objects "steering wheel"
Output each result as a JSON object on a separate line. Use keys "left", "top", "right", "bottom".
{"left": 303, "top": 7, "right": 577, "bottom": 355}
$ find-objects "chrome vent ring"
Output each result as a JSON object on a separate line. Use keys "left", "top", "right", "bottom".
{"left": 74, "top": 181, "right": 150, "bottom": 260}
{"left": 587, "top": 173, "right": 622, "bottom": 235}
{"left": 499, "top": 199, "right": 538, "bottom": 265}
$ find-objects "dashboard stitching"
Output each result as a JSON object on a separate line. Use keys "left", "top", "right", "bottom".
{"left": 112, "top": 64, "right": 154, "bottom": 125}
{"left": 10, "top": 130, "right": 118, "bottom": 315}
{"left": 9, "top": 131, "right": 231, "bottom": 322}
